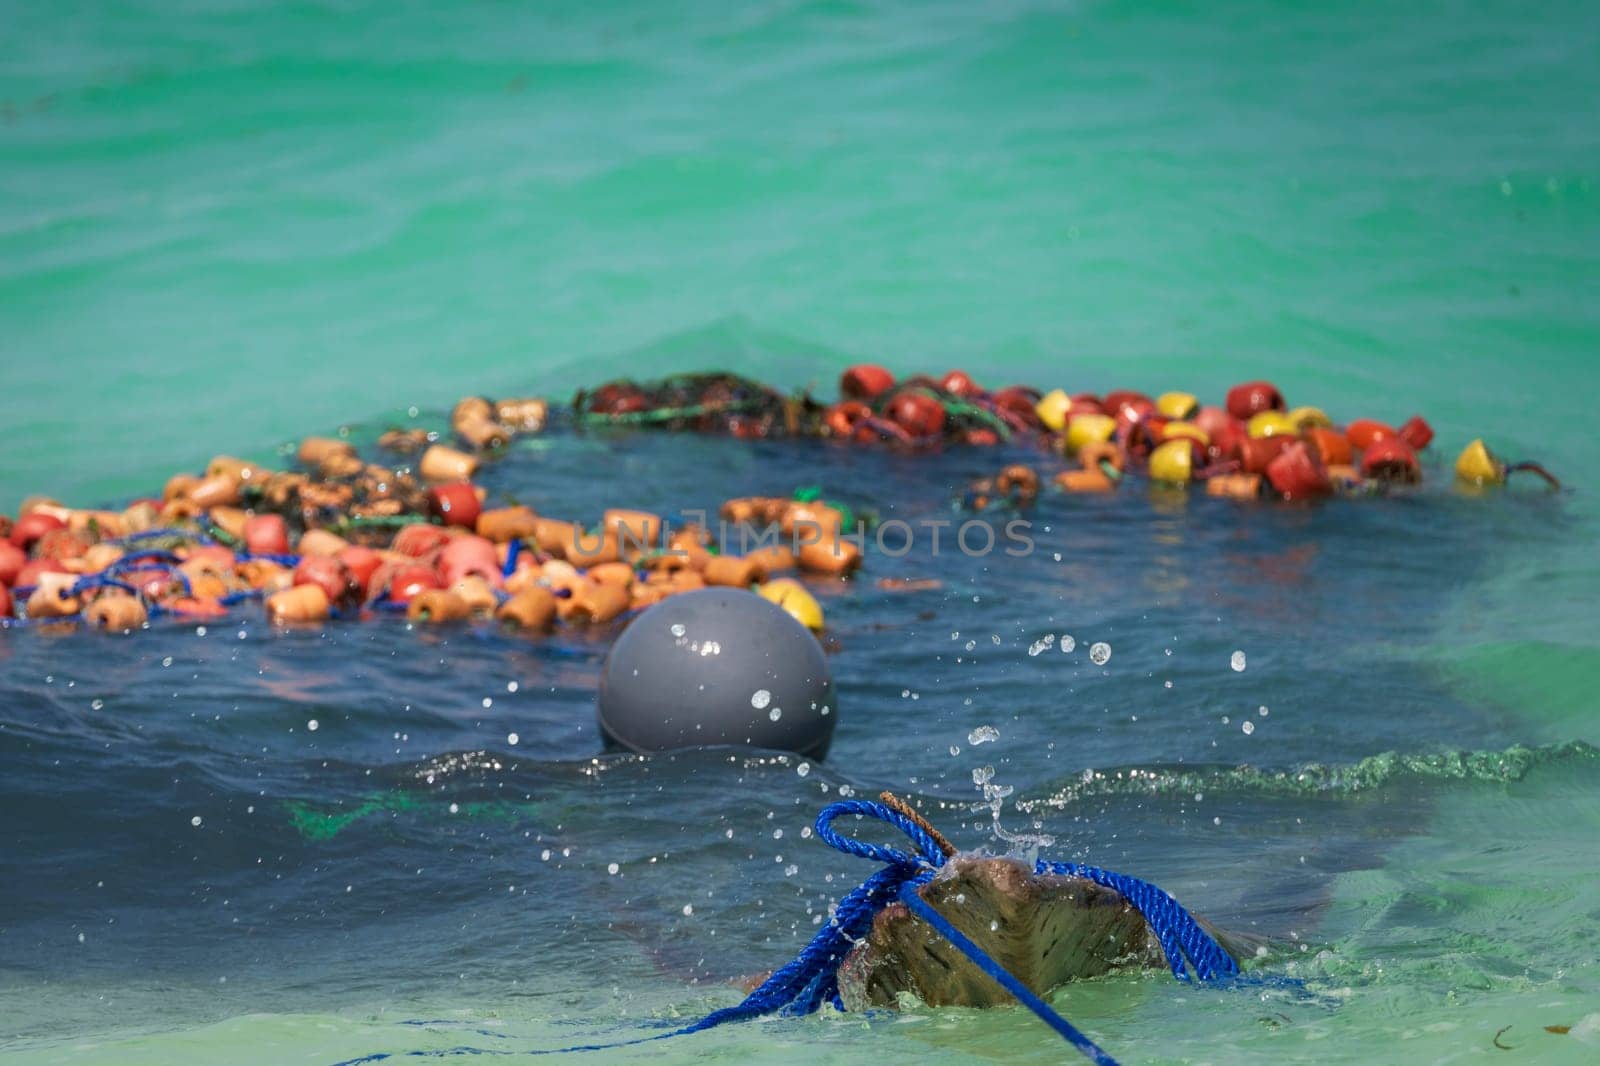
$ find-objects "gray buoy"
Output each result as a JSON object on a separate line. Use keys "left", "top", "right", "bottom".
{"left": 597, "top": 588, "right": 836, "bottom": 759}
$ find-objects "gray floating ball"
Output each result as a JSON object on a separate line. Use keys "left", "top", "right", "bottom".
{"left": 597, "top": 587, "right": 836, "bottom": 759}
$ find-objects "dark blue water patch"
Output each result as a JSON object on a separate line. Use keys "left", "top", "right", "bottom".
{"left": 0, "top": 429, "right": 1578, "bottom": 1045}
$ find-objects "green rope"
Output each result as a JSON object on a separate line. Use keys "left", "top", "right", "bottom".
{"left": 200, "top": 516, "right": 241, "bottom": 548}
{"left": 922, "top": 388, "right": 1014, "bottom": 440}
{"left": 330, "top": 513, "right": 435, "bottom": 533}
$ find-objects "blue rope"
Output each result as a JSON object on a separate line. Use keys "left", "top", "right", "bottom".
{"left": 328, "top": 800, "right": 1239, "bottom": 1066}
{"left": 69, "top": 574, "right": 141, "bottom": 598}
{"left": 502, "top": 538, "right": 521, "bottom": 578}
{"left": 898, "top": 884, "right": 1118, "bottom": 1065}
{"left": 236, "top": 551, "right": 303, "bottom": 567}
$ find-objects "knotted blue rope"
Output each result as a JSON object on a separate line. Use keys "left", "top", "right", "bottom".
{"left": 330, "top": 799, "right": 1240, "bottom": 1066}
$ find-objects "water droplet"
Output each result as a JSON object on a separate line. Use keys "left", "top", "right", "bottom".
{"left": 90, "top": 699, "right": 104, "bottom": 711}
{"left": 607, "top": 863, "right": 619, "bottom": 875}
{"left": 448, "top": 803, "right": 460, "bottom": 814}
{"left": 507, "top": 681, "right": 519, "bottom": 693}
{"left": 1027, "top": 634, "right": 1055, "bottom": 656}
{"left": 482, "top": 697, "right": 493, "bottom": 709}
{"left": 682, "top": 904, "right": 694, "bottom": 916}
{"left": 751, "top": 689, "right": 771, "bottom": 710}
{"left": 541, "top": 849, "right": 551, "bottom": 861}
{"left": 968, "top": 725, "right": 999, "bottom": 745}
{"left": 1089, "top": 642, "right": 1111, "bottom": 665}
{"left": 1230, "top": 650, "right": 1247, "bottom": 672}
{"left": 507, "top": 732, "right": 520, "bottom": 746}
{"left": 190, "top": 816, "right": 203, "bottom": 827}
{"left": 1060, "top": 635, "right": 1075, "bottom": 653}
{"left": 161, "top": 656, "right": 173, "bottom": 667}
{"left": 796, "top": 762, "right": 810, "bottom": 778}
{"left": 1259, "top": 705, "right": 1269, "bottom": 716}
{"left": 1242, "top": 720, "right": 1255, "bottom": 735}
{"left": 949, "top": 744, "right": 961, "bottom": 757}
{"left": 768, "top": 707, "right": 782, "bottom": 722}
{"left": 670, "top": 623, "right": 687, "bottom": 638}
{"left": 307, "top": 719, "right": 319, "bottom": 732}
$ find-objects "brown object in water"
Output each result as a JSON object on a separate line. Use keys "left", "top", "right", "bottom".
{"left": 798, "top": 534, "right": 862, "bottom": 575}
{"left": 85, "top": 592, "right": 148, "bottom": 631}
{"left": 27, "top": 573, "right": 82, "bottom": 619}
{"left": 702, "top": 554, "right": 759, "bottom": 588}
{"left": 265, "top": 583, "right": 330, "bottom": 624}
{"left": 568, "top": 529, "right": 622, "bottom": 566}
{"left": 603, "top": 509, "right": 663, "bottom": 552}
{"left": 454, "top": 416, "right": 511, "bottom": 452}
{"left": 838, "top": 856, "right": 1170, "bottom": 1010}
{"left": 451, "top": 397, "right": 493, "bottom": 429}
{"left": 496, "top": 586, "right": 558, "bottom": 632}
{"left": 1205, "top": 473, "right": 1264, "bottom": 500}
{"left": 743, "top": 544, "right": 797, "bottom": 578}
{"left": 378, "top": 429, "right": 431, "bottom": 454}
{"left": 297, "top": 528, "right": 350, "bottom": 557}
{"left": 495, "top": 397, "right": 549, "bottom": 432}
{"left": 187, "top": 473, "right": 242, "bottom": 509}
{"left": 533, "top": 518, "right": 579, "bottom": 559}
{"left": 406, "top": 589, "right": 472, "bottom": 624}
{"left": 298, "top": 436, "right": 357, "bottom": 471}
{"left": 995, "top": 464, "right": 1041, "bottom": 503}
{"left": 476, "top": 506, "right": 540, "bottom": 544}
{"left": 587, "top": 561, "right": 637, "bottom": 589}
{"left": 419, "top": 445, "right": 479, "bottom": 483}
{"left": 560, "top": 580, "right": 630, "bottom": 624}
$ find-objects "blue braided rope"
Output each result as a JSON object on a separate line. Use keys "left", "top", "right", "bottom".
{"left": 328, "top": 800, "right": 1240, "bottom": 1066}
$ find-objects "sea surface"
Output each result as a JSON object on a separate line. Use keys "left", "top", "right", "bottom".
{"left": 3, "top": 1, "right": 1599, "bottom": 1062}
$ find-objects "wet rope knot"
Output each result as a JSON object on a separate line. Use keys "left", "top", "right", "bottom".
{"left": 330, "top": 797, "right": 1242, "bottom": 1066}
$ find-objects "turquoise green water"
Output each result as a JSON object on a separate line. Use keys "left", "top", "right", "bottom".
{"left": 4, "top": 0, "right": 1600, "bottom": 1061}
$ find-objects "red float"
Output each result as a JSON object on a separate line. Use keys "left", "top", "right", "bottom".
{"left": 294, "top": 555, "right": 355, "bottom": 606}
{"left": 839, "top": 365, "right": 895, "bottom": 402}
{"left": 429, "top": 482, "right": 482, "bottom": 529}
{"left": 1266, "top": 442, "right": 1333, "bottom": 500}
{"left": 939, "top": 370, "right": 982, "bottom": 398}
{"left": 1345, "top": 419, "right": 1396, "bottom": 451}
{"left": 9, "top": 512, "right": 65, "bottom": 550}
{"left": 1225, "top": 381, "right": 1285, "bottom": 421}
{"left": 886, "top": 391, "right": 946, "bottom": 438}
{"left": 1360, "top": 438, "right": 1421, "bottom": 483}
{"left": 244, "top": 514, "right": 290, "bottom": 556}
{"left": 1398, "top": 416, "right": 1434, "bottom": 451}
